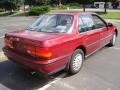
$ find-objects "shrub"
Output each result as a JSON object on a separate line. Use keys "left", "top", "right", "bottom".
{"left": 67, "top": 3, "right": 80, "bottom": 7}
{"left": 0, "top": 8, "right": 4, "bottom": 12}
{"left": 29, "top": 6, "right": 50, "bottom": 16}
{"left": 65, "top": 3, "right": 82, "bottom": 9}
{"left": 58, "top": 5, "right": 67, "bottom": 9}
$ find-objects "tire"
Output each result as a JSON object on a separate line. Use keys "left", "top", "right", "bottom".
{"left": 68, "top": 49, "right": 84, "bottom": 74}
{"left": 107, "top": 33, "right": 116, "bottom": 47}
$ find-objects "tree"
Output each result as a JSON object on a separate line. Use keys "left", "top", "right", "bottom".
{"left": 104, "top": 0, "right": 107, "bottom": 13}
{"left": 82, "top": 0, "right": 86, "bottom": 12}
{"left": 48, "top": 0, "right": 58, "bottom": 5}
{"left": 0, "top": 0, "right": 16, "bottom": 12}
{"left": 78, "top": 0, "right": 94, "bottom": 12}
{"left": 97, "top": 0, "right": 117, "bottom": 13}
{"left": 94, "top": 0, "right": 113, "bottom": 13}
{"left": 24, "top": 0, "right": 49, "bottom": 5}
{"left": 104, "top": 0, "right": 115, "bottom": 13}
{"left": 112, "top": 0, "right": 119, "bottom": 9}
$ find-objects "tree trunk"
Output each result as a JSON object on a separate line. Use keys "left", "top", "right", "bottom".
{"left": 83, "top": 3, "right": 85, "bottom": 12}
{"left": 23, "top": 3, "right": 25, "bottom": 12}
{"left": 104, "top": 0, "right": 107, "bottom": 13}
{"left": 59, "top": 0, "right": 62, "bottom": 6}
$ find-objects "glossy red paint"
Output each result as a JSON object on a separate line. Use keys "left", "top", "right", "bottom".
{"left": 3, "top": 12, "right": 118, "bottom": 74}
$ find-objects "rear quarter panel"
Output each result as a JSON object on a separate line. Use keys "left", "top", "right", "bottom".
{"left": 48, "top": 34, "right": 85, "bottom": 60}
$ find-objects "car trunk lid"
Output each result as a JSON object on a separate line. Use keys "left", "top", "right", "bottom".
{"left": 4, "top": 30, "right": 68, "bottom": 58}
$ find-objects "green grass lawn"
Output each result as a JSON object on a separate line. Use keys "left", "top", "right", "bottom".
{"left": 0, "top": 12, "right": 15, "bottom": 16}
{"left": 11, "top": 11, "right": 120, "bottom": 19}
{"left": 99, "top": 12, "right": 120, "bottom": 19}
{"left": 0, "top": 11, "right": 28, "bottom": 16}
{"left": 0, "top": 10, "right": 120, "bottom": 19}
{"left": 10, "top": 12, "right": 29, "bottom": 16}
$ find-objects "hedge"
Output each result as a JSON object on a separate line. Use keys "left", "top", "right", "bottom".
{"left": 29, "top": 6, "right": 50, "bottom": 16}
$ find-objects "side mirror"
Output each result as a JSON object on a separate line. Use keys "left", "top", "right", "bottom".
{"left": 107, "top": 22, "right": 113, "bottom": 27}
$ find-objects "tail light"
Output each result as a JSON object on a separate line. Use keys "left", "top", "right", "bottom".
{"left": 26, "top": 45, "right": 52, "bottom": 58}
{"left": 26, "top": 45, "right": 36, "bottom": 56}
{"left": 36, "top": 48, "right": 52, "bottom": 58}
{"left": 4, "top": 37, "right": 12, "bottom": 47}
{"left": 4, "top": 38, "right": 9, "bottom": 46}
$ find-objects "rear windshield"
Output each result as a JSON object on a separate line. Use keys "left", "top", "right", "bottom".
{"left": 27, "top": 14, "right": 73, "bottom": 33}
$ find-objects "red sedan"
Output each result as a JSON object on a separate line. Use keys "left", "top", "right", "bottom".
{"left": 3, "top": 12, "right": 118, "bottom": 75}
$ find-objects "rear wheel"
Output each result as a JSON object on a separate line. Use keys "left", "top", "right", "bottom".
{"left": 68, "top": 49, "right": 84, "bottom": 74}
{"left": 107, "top": 33, "right": 116, "bottom": 47}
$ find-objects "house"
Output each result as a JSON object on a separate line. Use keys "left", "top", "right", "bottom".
{"left": 94, "top": 1, "right": 120, "bottom": 9}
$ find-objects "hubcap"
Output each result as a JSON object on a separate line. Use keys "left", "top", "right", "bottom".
{"left": 112, "top": 34, "right": 116, "bottom": 45}
{"left": 72, "top": 54, "right": 83, "bottom": 71}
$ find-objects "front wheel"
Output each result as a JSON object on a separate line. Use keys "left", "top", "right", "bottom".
{"left": 68, "top": 49, "right": 84, "bottom": 74}
{"left": 107, "top": 33, "right": 116, "bottom": 47}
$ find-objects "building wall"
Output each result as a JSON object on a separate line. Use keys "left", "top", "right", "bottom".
{"left": 94, "top": 2, "right": 105, "bottom": 8}
{"left": 94, "top": 2, "right": 120, "bottom": 9}
{"left": 117, "top": 0, "right": 120, "bottom": 8}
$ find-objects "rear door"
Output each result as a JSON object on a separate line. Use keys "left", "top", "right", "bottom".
{"left": 78, "top": 14, "right": 101, "bottom": 55}
{"left": 91, "top": 14, "right": 111, "bottom": 47}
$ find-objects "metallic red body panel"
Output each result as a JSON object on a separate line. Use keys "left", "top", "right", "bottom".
{"left": 3, "top": 12, "right": 117, "bottom": 74}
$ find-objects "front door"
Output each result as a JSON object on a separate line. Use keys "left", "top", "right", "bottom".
{"left": 92, "top": 14, "right": 111, "bottom": 47}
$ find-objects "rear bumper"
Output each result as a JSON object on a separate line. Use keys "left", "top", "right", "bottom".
{"left": 3, "top": 47, "right": 69, "bottom": 74}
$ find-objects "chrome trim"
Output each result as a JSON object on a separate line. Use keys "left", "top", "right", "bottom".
{"left": 86, "top": 34, "right": 112, "bottom": 48}
{"left": 85, "top": 34, "right": 113, "bottom": 58}
{"left": 79, "top": 27, "right": 106, "bottom": 34}
{"left": 85, "top": 46, "right": 102, "bottom": 58}
{"left": 100, "top": 34, "right": 112, "bottom": 41}
{"left": 68, "top": 19, "right": 75, "bottom": 33}
{"left": 68, "top": 23, "right": 74, "bottom": 33}
{"left": 86, "top": 40, "right": 99, "bottom": 48}
{"left": 48, "top": 54, "right": 71, "bottom": 64}
{"left": 85, "top": 43, "right": 108, "bottom": 58}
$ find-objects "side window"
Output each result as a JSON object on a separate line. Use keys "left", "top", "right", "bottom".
{"left": 78, "top": 17, "right": 86, "bottom": 33}
{"left": 81, "top": 14, "right": 95, "bottom": 31}
{"left": 92, "top": 15, "right": 106, "bottom": 29}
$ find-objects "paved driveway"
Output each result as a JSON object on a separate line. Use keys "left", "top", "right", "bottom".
{"left": 0, "top": 17, "right": 120, "bottom": 90}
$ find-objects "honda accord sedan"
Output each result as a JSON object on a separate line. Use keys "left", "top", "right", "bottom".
{"left": 3, "top": 12, "right": 118, "bottom": 75}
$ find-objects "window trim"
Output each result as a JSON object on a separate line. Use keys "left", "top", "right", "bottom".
{"left": 91, "top": 14, "right": 107, "bottom": 29}
{"left": 78, "top": 16, "right": 87, "bottom": 33}
{"left": 78, "top": 14, "right": 96, "bottom": 33}
{"left": 78, "top": 13, "right": 108, "bottom": 34}
{"left": 80, "top": 14, "right": 96, "bottom": 32}
{"left": 28, "top": 14, "right": 74, "bottom": 33}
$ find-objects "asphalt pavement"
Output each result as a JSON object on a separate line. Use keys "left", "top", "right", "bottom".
{"left": 0, "top": 17, "right": 120, "bottom": 90}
